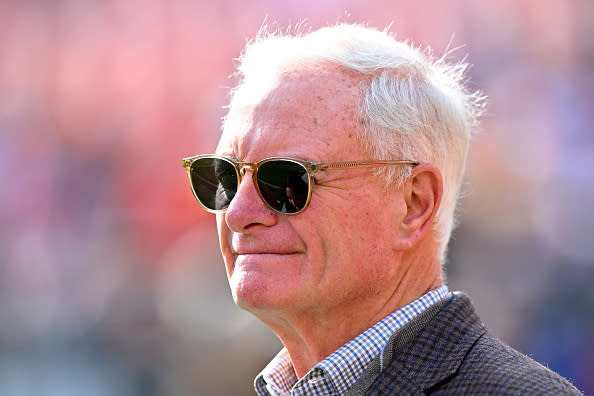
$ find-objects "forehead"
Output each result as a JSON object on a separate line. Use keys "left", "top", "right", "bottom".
{"left": 218, "top": 65, "right": 366, "bottom": 161}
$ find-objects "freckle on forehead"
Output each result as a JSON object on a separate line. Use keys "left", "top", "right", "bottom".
{"left": 221, "top": 63, "right": 366, "bottom": 160}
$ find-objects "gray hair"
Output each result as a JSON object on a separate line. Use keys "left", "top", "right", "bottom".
{"left": 225, "top": 23, "right": 485, "bottom": 264}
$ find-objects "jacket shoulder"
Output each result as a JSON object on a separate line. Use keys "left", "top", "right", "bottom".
{"left": 366, "top": 292, "right": 583, "bottom": 395}
{"left": 433, "top": 330, "right": 582, "bottom": 395}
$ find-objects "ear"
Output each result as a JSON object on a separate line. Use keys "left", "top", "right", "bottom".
{"left": 393, "top": 164, "right": 443, "bottom": 250}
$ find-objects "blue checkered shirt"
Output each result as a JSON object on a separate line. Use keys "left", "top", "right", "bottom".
{"left": 254, "top": 285, "right": 450, "bottom": 396}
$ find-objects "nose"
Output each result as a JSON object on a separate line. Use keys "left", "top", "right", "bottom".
{"left": 223, "top": 169, "right": 278, "bottom": 233}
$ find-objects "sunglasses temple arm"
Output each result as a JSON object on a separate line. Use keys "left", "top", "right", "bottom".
{"left": 312, "top": 160, "right": 419, "bottom": 172}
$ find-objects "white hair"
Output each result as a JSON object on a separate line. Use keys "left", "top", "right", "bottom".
{"left": 226, "top": 23, "right": 485, "bottom": 264}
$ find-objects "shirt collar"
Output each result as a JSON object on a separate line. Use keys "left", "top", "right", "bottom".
{"left": 255, "top": 285, "right": 450, "bottom": 396}
{"left": 255, "top": 348, "right": 296, "bottom": 396}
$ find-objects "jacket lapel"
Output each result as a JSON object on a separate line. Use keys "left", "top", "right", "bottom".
{"left": 369, "top": 292, "right": 486, "bottom": 394}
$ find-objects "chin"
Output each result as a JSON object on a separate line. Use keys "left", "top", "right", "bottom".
{"left": 230, "top": 278, "right": 298, "bottom": 315}
{"left": 227, "top": 255, "right": 307, "bottom": 312}
{"left": 232, "top": 283, "right": 279, "bottom": 311}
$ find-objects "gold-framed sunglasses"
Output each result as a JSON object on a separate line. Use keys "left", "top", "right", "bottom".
{"left": 182, "top": 154, "right": 419, "bottom": 215}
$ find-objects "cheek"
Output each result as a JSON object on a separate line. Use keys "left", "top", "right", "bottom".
{"left": 215, "top": 215, "right": 228, "bottom": 251}
{"left": 327, "top": 208, "right": 397, "bottom": 288}
{"left": 297, "top": 208, "right": 362, "bottom": 271}
{"left": 298, "top": 213, "right": 392, "bottom": 305}
{"left": 216, "top": 216, "right": 235, "bottom": 278}
{"left": 315, "top": 200, "right": 391, "bottom": 263}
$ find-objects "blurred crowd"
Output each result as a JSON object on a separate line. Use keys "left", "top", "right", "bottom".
{"left": 0, "top": 1, "right": 592, "bottom": 395}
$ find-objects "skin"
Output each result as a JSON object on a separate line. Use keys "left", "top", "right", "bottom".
{"left": 216, "top": 64, "right": 444, "bottom": 378}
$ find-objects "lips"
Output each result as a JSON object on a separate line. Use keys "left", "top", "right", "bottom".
{"left": 233, "top": 248, "right": 300, "bottom": 255}
{"left": 231, "top": 241, "right": 300, "bottom": 256}
{"left": 228, "top": 228, "right": 306, "bottom": 258}
{"left": 236, "top": 253, "right": 299, "bottom": 257}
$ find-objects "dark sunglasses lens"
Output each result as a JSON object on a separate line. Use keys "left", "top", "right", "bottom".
{"left": 257, "top": 161, "right": 309, "bottom": 214}
{"left": 190, "top": 158, "right": 237, "bottom": 211}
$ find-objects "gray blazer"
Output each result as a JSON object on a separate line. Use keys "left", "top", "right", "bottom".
{"left": 347, "top": 292, "right": 583, "bottom": 395}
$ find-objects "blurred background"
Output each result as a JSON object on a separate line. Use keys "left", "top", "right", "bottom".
{"left": 1, "top": 0, "right": 593, "bottom": 395}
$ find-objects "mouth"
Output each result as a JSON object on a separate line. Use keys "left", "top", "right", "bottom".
{"left": 231, "top": 251, "right": 302, "bottom": 270}
{"left": 234, "top": 251, "right": 300, "bottom": 256}
{"left": 229, "top": 233, "right": 304, "bottom": 258}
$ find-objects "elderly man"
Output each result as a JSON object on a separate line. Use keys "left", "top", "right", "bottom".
{"left": 183, "top": 24, "right": 582, "bottom": 395}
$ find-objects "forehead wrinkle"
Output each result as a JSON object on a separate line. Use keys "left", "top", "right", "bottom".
{"left": 220, "top": 64, "right": 367, "bottom": 162}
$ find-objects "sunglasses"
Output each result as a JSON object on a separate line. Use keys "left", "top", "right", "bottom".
{"left": 182, "top": 154, "right": 419, "bottom": 215}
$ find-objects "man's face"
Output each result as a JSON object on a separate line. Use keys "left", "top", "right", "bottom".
{"left": 216, "top": 66, "right": 406, "bottom": 318}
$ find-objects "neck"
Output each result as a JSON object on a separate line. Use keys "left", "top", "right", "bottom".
{"left": 253, "top": 254, "right": 443, "bottom": 378}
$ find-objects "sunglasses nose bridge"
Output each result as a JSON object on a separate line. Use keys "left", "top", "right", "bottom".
{"left": 237, "top": 162, "right": 256, "bottom": 178}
